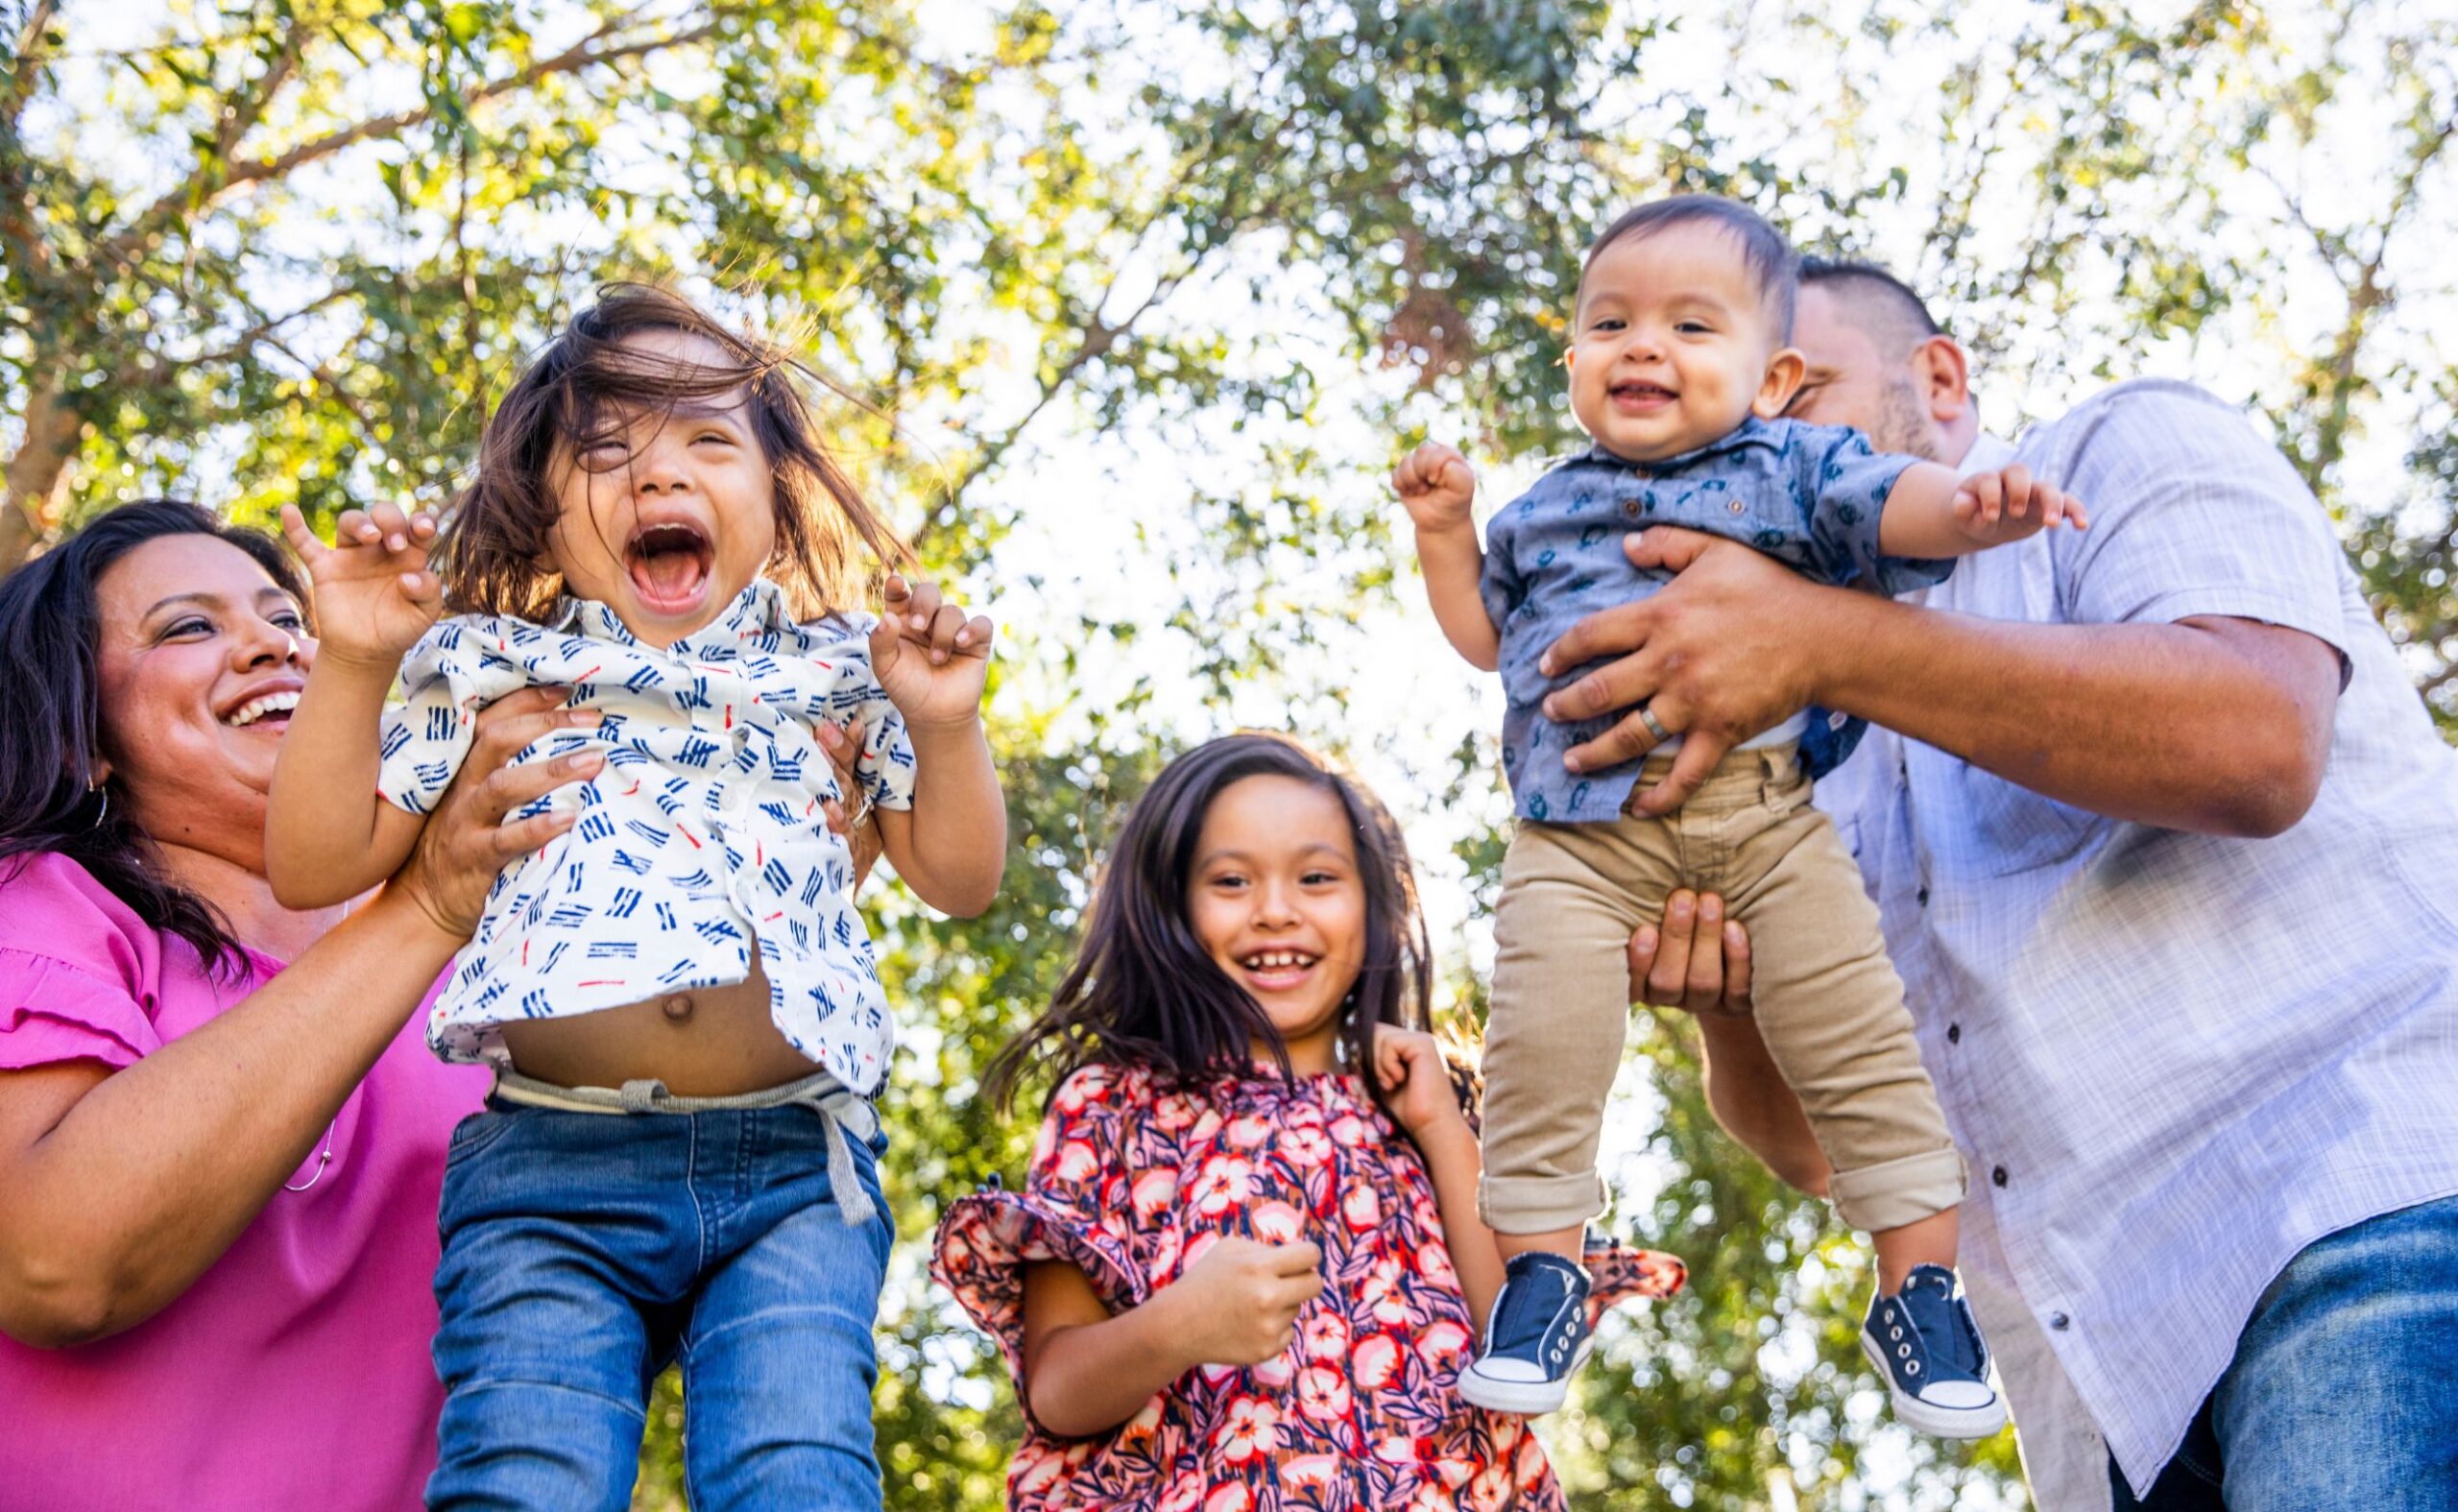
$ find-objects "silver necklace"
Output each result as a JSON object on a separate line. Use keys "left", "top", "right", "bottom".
{"left": 283, "top": 1119, "right": 338, "bottom": 1192}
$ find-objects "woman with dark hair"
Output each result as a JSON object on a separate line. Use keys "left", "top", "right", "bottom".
{"left": 933, "top": 732, "right": 1685, "bottom": 1511}
{"left": 0, "top": 499, "right": 607, "bottom": 1509}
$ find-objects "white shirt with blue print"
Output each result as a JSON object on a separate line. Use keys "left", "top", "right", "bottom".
{"left": 1479, "top": 415, "right": 1943, "bottom": 823}
{"left": 376, "top": 578, "right": 916, "bottom": 1095}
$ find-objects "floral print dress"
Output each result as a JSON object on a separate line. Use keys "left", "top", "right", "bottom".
{"left": 932, "top": 1062, "right": 1685, "bottom": 1511}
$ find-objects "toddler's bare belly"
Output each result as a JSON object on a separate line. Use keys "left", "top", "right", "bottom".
{"left": 496, "top": 954, "right": 820, "bottom": 1097}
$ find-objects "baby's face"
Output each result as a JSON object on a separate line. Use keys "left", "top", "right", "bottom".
{"left": 543, "top": 329, "right": 780, "bottom": 648}
{"left": 1568, "top": 222, "right": 1800, "bottom": 462}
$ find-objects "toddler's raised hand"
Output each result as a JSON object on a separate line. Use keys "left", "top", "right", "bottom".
{"left": 1175, "top": 1236, "right": 1325, "bottom": 1367}
{"left": 279, "top": 501, "right": 444, "bottom": 667}
{"left": 1391, "top": 441, "right": 1479, "bottom": 534}
{"left": 1951, "top": 464, "right": 2089, "bottom": 547}
{"left": 869, "top": 573, "right": 995, "bottom": 732}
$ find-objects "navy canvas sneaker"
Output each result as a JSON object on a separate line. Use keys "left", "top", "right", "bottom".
{"left": 1861, "top": 1263, "right": 2008, "bottom": 1438}
{"left": 1457, "top": 1251, "right": 1594, "bottom": 1415}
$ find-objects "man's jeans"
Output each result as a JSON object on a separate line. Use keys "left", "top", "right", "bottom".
{"left": 2111, "top": 1192, "right": 2458, "bottom": 1511}
{"left": 424, "top": 1098, "right": 892, "bottom": 1511}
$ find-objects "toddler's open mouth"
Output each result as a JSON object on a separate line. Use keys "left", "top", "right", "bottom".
{"left": 625, "top": 520, "right": 713, "bottom": 613}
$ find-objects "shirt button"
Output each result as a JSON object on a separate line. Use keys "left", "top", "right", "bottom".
{"left": 1990, "top": 1165, "right": 2009, "bottom": 1188}
{"left": 1916, "top": 886, "right": 1931, "bottom": 906}
{"left": 1726, "top": 499, "right": 1745, "bottom": 515}
{"left": 2049, "top": 1311, "right": 2071, "bottom": 1332}
{"left": 1946, "top": 1023, "right": 1962, "bottom": 1044}
{"left": 1622, "top": 500, "right": 1640, "bottom": 517}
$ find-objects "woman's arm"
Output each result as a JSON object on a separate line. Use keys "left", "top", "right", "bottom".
{"left": 1372, "top": 1025, "right": 1504, "bottom": 1334}
{"left": 0, "top": 689, "right": 598, "bottom": 1348}
{"left": 1019, "top": 1236, "right": 1321, "bottom": 1438}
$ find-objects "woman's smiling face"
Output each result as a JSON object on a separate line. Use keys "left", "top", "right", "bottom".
{"left": 1186, "top": 774, "right": 1368, "bottom": 1074}
{"left": 93, "top": 533, "right": 315, "bottom": 868}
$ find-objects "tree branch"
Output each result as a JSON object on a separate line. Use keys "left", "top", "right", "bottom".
{"left": 0, "top": 0, "right": 61, "bottom": 132}
{"left": 91, "top": 8, "right": 729, "bottom": 279}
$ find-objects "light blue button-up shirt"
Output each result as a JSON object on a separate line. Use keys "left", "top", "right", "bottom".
{"left": 1818, "top": 381, "right": 2458, "bottom": 1504}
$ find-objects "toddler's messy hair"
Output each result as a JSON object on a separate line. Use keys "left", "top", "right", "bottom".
{"left": 1586, "top": 195, "right": 1799, "bottom": 342}
{"left": 435, "top": 283, "right": 908, "bottom": 621}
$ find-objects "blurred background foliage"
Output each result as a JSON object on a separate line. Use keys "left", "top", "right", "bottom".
{"left": 4, "top": 1, "right": 2451, "bottom": 1507}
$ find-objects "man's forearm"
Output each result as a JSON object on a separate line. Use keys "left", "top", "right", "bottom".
{"left": 1806, "top": 588, "right": 2338, "bottom": 837}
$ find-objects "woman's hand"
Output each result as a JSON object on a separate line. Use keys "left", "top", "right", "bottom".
{"left": 1627, "top": 889, "right": 1754, "bottom": 1018}
{"left": 387, "top": 687, "right": 604, "bottom": 941}
{"left": 1373, "top": 1023, "right": 1469, "bottom": 1141}
{"left": 870, "top": 574, "right": 995, "bottom": 732}
{"left": 814, "top": 717, "right": 884, "bottom": 889}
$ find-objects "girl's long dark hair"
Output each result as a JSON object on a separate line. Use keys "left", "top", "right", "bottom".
{"left": 435, "top": 282, "right": 909, "bottom": 623}
{"left": 986, "top": 732, "right": 1434, "bottom": 1115}
{"left": 0, "top": 499, "right": 310, "bottom": 971}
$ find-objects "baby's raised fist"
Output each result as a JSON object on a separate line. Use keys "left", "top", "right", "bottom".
{"left": 1391, "top": 441, "right": 1478, "bottom": 533}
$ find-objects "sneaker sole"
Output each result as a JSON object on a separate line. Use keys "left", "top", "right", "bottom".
{"left": 1859, "top": 1333, "right": 2009, "bottom": 1439}
{"left": 1456, "top": 1336, "right": 1595, "bottom": 1416}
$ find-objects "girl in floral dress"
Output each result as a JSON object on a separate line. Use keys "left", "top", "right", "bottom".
{"left": 932, "top": 733, "right": 1683, "bottom": 1510}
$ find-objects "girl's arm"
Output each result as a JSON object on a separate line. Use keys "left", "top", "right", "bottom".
{"left": 267, "top": 502, "right": 450, "bottom": 908}
{"left": 1374, "top": 1024, "right": 1504, "bottom": 1335}
{"left": 0, "top": 690, "right": 599, "bottom": 1347}
{"left": 867, "top": 577, "right": 1006, "bottom": 917}
{"left": 1019, "top": 1236, "right": 1322, "bottom": 1439}
{"left": 264, "top": 651, "right": 427, "bottom": 907}
{"left": 1876, "top": 460, "right": 2088, "bottom": 559}
{"left": 1392, "top": 442, "right": 1502, "bottom": 671}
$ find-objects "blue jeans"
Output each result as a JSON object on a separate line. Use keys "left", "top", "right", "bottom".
{"left": 425, "top": 1098, "right": 892, "bottom": 1511}
{"left": 2110, "top": 1192, "right": 2458, "bottom": 1511}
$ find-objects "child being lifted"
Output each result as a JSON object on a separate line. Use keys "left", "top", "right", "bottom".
{"left": 1393, "top": 195, "right": 2084, "bottom": 1437}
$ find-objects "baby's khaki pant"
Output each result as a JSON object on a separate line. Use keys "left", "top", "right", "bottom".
{"left": 1479, "top": 744, "right": 1965, "bottom": 1237}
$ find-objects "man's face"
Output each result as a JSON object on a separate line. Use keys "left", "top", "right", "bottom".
{"left": 1786, "top": 285, "right": 1944, "bottom": 461}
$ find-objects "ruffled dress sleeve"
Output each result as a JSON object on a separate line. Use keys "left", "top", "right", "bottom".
{"left": 0, "top": 852, "right": 174, "bottom": 1073}
{"left": 930, "top": 1063, "right": 1155, "bottom": 1430}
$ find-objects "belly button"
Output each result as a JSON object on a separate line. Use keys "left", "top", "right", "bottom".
{"left": 661, "top": 994, "right": 694, "bottom": 1021}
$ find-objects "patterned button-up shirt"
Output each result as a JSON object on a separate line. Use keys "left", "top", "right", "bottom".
{"left": 376, "top": 579, "right": 916, "bottom": 1094}
{"left": 1818, "top": 381, "right": 2458, "bottom": 1505}
{"left": 1480, "top": 415, "right": 1939, "bottom": 821}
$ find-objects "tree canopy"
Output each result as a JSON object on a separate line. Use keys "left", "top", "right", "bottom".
{"left": 4, "top": 1, "right": 2451, "bottom": 1507}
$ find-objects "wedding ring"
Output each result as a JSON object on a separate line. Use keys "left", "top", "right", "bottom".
{"left": 1638, "top": 705, "right": 1673, "bottom": 745}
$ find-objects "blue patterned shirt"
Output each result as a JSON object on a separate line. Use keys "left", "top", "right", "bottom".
{"left": 1479, "top": 415, "right": 1944, "bottom": 821}
{"left": 375, "top": 579, "right": 917, "bottom": 1094}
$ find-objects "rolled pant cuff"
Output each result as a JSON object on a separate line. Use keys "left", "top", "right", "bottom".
{"left": 1828, "top": 1148, "right": 1968, "bottom": 1233}
{"left": 1479, "top": 1170, "right": 1609, "bottom": 1236}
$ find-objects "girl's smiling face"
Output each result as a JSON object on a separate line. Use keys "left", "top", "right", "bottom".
{"left": 1187, "top": 774, "right": 1368, "bottom": 1074}
{"left": 543, "top": 328, "right": 781, "bottom": 648}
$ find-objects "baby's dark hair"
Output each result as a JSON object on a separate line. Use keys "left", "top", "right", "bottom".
{"left": 985, "top": 732, "right": 1434, "bottom": 1115}
{"left": 1586, "top": 195, "right": 1799, "bottom": 342}
{"left": 434, "top": 283, "right": 908, "bottom": 621}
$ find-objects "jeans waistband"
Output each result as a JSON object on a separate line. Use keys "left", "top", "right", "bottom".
{"left": 488, "top": 1068, "right": 880, "bottom": 1227}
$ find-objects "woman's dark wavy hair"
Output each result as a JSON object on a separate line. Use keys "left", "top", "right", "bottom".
{"left": 986, "top": 732, "right": 1435, "bottom": 1116}
{"left": 0, "top": 499, "right": 310, "bottom": 972}
{"left": 434, "top": 282, "right": 909, "bottom": 622}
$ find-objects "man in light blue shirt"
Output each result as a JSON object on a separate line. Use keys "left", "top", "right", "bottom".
{"left": 1549, "top": 258, "right": 2458, "bottom": 1510}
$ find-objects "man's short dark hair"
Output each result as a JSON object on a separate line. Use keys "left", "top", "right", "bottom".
{"left": 1797, "top": 256, "right": 1944, "bottom": 355}
{"left": 1587, "top": 196, "right": 1797, "bottom": 341}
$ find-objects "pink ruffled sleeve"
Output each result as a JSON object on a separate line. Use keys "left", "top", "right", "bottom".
{"left": 930, "top": 1065, "right": 1154, "bottom": 1430}
{"left": 0, "top": 949, "right": 159, "bottom": 1071}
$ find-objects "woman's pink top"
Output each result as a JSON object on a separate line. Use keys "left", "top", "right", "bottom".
{"left": 0, "top": 852, "right": 488, "bottom": 1511}
{"left": 932, "top": 1061, "right": 1686, "bottom": 1511}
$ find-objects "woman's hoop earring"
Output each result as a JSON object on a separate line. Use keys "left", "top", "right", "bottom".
{"left": 87, "top": 781, "right": 108, "bottom": 828}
